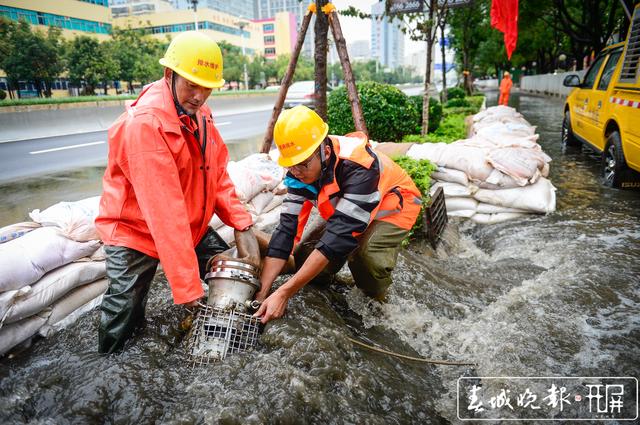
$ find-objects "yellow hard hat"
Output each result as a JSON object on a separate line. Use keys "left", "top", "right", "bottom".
{"left": 159, "top": 31, "right": 225, "bottom": 88}
{"left": 274, "top": 105, "right": 329, "bottom": 167}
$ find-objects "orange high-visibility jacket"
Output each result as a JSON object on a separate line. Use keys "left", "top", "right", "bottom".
{"left": 95, "top": 79, "right": 252, "bottom": 304}
{"left": 500, "top": 76, "right": 513, "bottom": 94}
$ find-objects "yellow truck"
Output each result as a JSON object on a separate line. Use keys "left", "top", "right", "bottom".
{"left": 562, "top": 3, "right": 640, "bottom": 188}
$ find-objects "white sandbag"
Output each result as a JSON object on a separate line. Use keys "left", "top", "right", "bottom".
{"left": 0, "top": 227, "right": 101, "bottom": 292}
{"left": 39, "top": 279, "right": 108, "bottom": 337}
{"left": 473, "top": 177, "right": 556, "bottom": 214}
{"left": 476, "top": 168, "right": 528, "bottom": 189}
{"left": 2, "top": 261, "right": 106, "bottom": 325}
{"left": 471, "top": 212, "right": 528, "bottom": 224}
{"left": 216, "top": 225, "right": 235, "bottom": 246}
{"left": 0, "top": 286, "right": 31, "bottom": 323}
{"left": 262, "top": 194, "right": 284, "bottom": 215}
{"left": 444, "top": 197, "right": 478, "bottom": 212}
{"left": 29, "top": 196, "right": 101, "bottom": 242}
{"left": 431, "top": 167, "right": 469, "bottom": 186}
{"left": 0, "top": 312, "right": 49, "bottom": 356}
{"left": 209, "top": 214, "right": 224, "bottom": 230}
{"left": 448, "top": 209, "right": 477, "bottom": 218}
{"left": 541, "top": 162, "right": 550, "bottom": 178}
{"left": 226, "top": 161, "right": 266, "bottom": 202}
{"left": 0, "top": 222, "right": 41, "bottom": 244}
{"left": 39, "top": 290, "right": 105, "bottom": 337}
{"left": 476, "top": 203, "right": 527, "bottom": 214}
{"left": 430, "top": 181, "right": 476, "bottom": 198}
{"left": 254, "top": 206, "right": 282, "bottom": 233}
{"left": 239, "top": 153, "right": 285, "bottom": 191}
{"left": 477, "top": 122, "right": 538, "bottom": 143}
{"left": 486, "top": 148, "right": 552, "bottom": 184}
{"left": 248, "top": 191, "right": 276, "bottom": 215}
{"left": 433, "top": 144, "right": 494, "bottom": 181}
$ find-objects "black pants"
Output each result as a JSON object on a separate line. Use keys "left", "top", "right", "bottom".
{"left": 98, "top": 227, "right": 229, "bottom": 354}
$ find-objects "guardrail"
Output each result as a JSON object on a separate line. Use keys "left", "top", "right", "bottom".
{"left": 520, "top": 70, "right": 586, "bottom": 97}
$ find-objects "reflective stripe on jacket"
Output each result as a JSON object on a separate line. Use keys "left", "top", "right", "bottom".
{"left": 95, "top": 79, "right": 252, "bottom": 304}
{"left": 267, "top": 131, "right": 421, "bottom": 262}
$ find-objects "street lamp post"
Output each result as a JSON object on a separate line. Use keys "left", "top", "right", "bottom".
{"left": 190, "top": 0, "right": 198, "bottom": 30}
{"left": 236, "top": 20, "right": 250, "bottom": 91}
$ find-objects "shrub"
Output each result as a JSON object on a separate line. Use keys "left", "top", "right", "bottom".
{"left": 446, "top": 98, "right": 470, "bottom": 108}
{"left": 465, "top": 94, "right": 485, "bottom": 111}
{"left": 446, "top": 86, "right": 465, "bottom": 100}
{"left": 0, "top": 89, "right": 6, "bottom": 101}
{"left": 327, "top": 81, "right": 419, "bottom": 142}
{"left": 402, "top": 113, "right": 467, "bottom": 144}
{"left": 408, "top": 95, "right": 442, "bottom": 133}
{"left": 392, "top": 156, "right": 437, "bottom": 241}
{"left": 443, "top": 106, "right": 477, "bottom": 117}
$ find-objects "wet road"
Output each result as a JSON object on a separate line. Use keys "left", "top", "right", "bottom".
{"left": 0, "top": 91, "right": 638, "bottom": 424}
{"left": 0, "top": 108, "right": 272, "bottom": 183}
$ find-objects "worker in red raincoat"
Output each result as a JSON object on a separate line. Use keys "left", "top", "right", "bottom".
{"left": 499, "top": 71, "right": 513, "bottom": 105}
{"left": 95, "top": 31, "right": 253, "bottom": 354}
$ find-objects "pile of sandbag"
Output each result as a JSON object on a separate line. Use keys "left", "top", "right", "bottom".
{"left": 407, "top": 105, "right": 556, "bottom": 224}
{"left": 211, "top": 153, "right": 287, "bottom": 242}
{"left": 0, "top": 155, "right": 289, "bottom": 356}
{"left": 0, "top": 197, "right": 106, "bottom": 356}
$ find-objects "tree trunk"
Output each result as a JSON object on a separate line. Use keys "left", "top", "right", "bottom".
{"left": 314, "top": 0, "right": 329, "bottom": 120}
{"left": 128, "top": 81, "right": 134, "bottom": 94}
{"left": 104, "top": 81, "right": 108, "bottom": 96}
{"left": 421, "top": 38, "right": 433, "bottom": 136}
{"left": 440, "top": 17, "right": 447, "bottom": 102}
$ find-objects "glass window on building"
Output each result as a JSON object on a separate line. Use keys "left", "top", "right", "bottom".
{"left": 264, "top": 35, "right": 275, "bottom": 44}
{"left": 264, "top": 47, "right": 276, "bottom": 55}
{"left": 263, "top": 23, "right": 274, "bottom": 32}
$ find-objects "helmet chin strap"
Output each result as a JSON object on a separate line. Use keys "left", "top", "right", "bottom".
{"left": 171, "top": 71, "right": 191, "bottom": 118}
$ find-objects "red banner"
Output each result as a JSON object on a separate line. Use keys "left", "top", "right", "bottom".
{"left": 491, "top": 0, "right": 519, "bottom": 59}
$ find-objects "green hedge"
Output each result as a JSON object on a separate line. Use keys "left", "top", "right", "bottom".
{"left": 327, "top": 81, "right": 418, "bottom": 143}
{"left": 446, "top": 87, "right": 465, "bottom": 100}
{"left": 408, "top": 95, "right": 442, "bottom": 133}
{"left": 445, "top": 98, "right": 470, "bottom": 108}
{"left": 392, "top": 156, "right": 437, "bottom": 241}
{"left": 402, "top": 113, "right": 467, "bottom": 144}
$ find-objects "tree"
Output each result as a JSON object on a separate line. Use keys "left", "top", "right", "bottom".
{"left": 448, "top": 0, "right": 487, "bottom": 93}
{"left": 66, "top": 36, "right": 105, "bottom": 95}
{"left": 97, "top": 40, "right": 120, "bottom": 95}
{"left": 219, "top": 40, "right": 246, "bottom": 87}
{"left": 0, "top": 18, "right": 63, "bottom": 98}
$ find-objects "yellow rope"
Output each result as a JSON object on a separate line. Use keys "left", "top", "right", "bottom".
{"left": 347, "top": 336, "right": 477, "bottom": 366}
{"left": 321, "top": 3, "right": 336, "bottom": 14}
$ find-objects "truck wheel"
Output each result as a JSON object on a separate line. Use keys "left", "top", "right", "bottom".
{"left": 561, "top": 110, "right": 581, "bottom": 149}
{"left": 602, "top": 131, "right": 627, "bottom": 188}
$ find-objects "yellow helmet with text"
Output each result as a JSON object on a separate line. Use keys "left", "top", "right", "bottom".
{"left": 159, "top": 31, "right": 225, "bottom": 88}
{"left": 274, "top": 105, "right": 329, "bottom": 167}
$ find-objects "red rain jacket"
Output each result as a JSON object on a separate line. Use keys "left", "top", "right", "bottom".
{"left": 96, "top": 79, "right": 252, "bottom": 304}
{"left": 500, "top": 76, "right": 513, "bottom": 94}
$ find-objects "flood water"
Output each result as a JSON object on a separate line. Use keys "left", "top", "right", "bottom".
{"left": 0, "top": 92, "right": 639, "bottom": 424}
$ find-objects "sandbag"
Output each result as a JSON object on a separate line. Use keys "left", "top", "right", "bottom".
{"left": 2, "top": 261, "right": 106, "bottom": 325}
{"left": 29, "top": 196, "right": 101, "bottom": 242}
{"left": 408, "top": 143, "right": 494, "bottom": 181}
{"left": 430, "top": 181, "right": 476, "bottom": 198}
{"left": 471, "top": 212, "right": 528, "bottom": 224}
{"left": 209, "top": 214, "right": 224, "bottom": 230}
{"left": 431, "top": 167, "right": 469, "bottom": 186}
{"left": 248, "top": 191, "right": 276, "bottom": 215}
{"left": 239, "top": 153, "right": 285, "bottom": 191}
{"left": 0, "top": 312, "right": 49, "bottom": 356}
{"left": 0, "top": 286, "right": 31, "bottom": 324}
{"left": 39, "top": 289, "right": 105, "bottom": 337}
{"left": 0, "top": 227, "right": 101, "bottom": 292}
{"left": 448, "top": 209, "right": 477, "bottom": 218}
{"left": 40, "top": 278, "right": 108, "bottom": 335}
{"left": 476, "top": 203, "right": 527, "bottom": 214}
{"left": 226, "top": 161, "right": 267, "bottom": 202}
{"left": 473, "top": 177, "right": 556, "bottom": 214}
{"left": 486, "top": 147, "right": 551, "bottom": 185}
{"left": 475, "top": 168, "right": 527, "bottom": 189}
{"left": 262, "top": 194, "right": 284, "bottom": 215}
{"left": 444, "top": 197, "right": 478, "bottom": 212}
{"left": 216, "top": 225, "right": 235, "bottom": 245}
{"left": 373, "top": 142, "right": 414, "bottom": 158}
{"left": 0, "top": 222, "right": 41, "bottom": 244}
{"left": 254, "top": 206, "right": 282, "bottom": 234}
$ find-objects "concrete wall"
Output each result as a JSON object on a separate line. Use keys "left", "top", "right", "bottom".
{"left": 0, "top": 93, "right": 277, "bottom": 143}
{"left": 520, "top": 71, "right": 586, "bottom": 97}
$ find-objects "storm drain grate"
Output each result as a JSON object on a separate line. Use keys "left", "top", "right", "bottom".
{"left": 423, "top": 185, "right": 448, "bottom": 250}
{"left": 186, "top": 305, "right": 261, "bottom": 366}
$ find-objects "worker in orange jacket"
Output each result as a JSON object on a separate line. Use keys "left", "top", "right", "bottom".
{"left": 499, "top": 71, "right": 513, "bottom": 105}
{"left": 95, "top": 32, "right": 253, "bottom": 353}
{"left": 254, "top": 106, "right": 422, "bottom": 324}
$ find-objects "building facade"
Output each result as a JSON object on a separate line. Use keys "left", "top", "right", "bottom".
{"left": 111, "top": 0, "right": 174, "bottom": 18}
{"left": 255, "top": 0, "right": 312, "bottom": 57}
{"left": 0, "top": 0, "right": 112, "bottom": 40}
{"left": 370, "top": 1, "right": 404, "bottom": 69}
{"left": 348, "top": 40, "right": 371, "bottom": 62}
{"left": 172, "top": 0, "right": 255, "bottom": 20}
